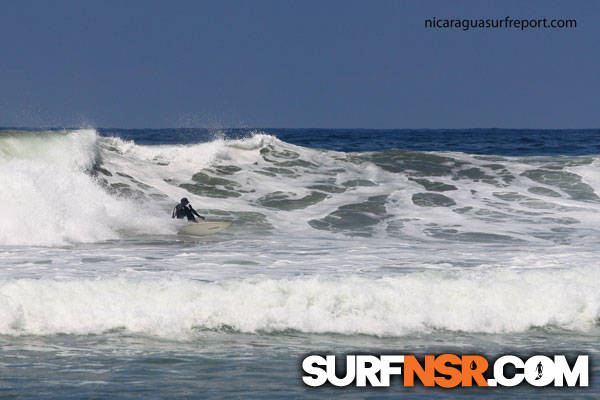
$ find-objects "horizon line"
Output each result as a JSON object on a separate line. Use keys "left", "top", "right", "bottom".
{"left": 1, "top": 126, "right": 599, "bottom": 131}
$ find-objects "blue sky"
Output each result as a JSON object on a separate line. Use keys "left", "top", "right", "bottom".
{"left": 0, "top": 0, "right": 598, "bottom": 128}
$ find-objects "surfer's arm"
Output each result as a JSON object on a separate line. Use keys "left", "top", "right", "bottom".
{"left": 190, "top": 207, "right": 205, "bottom": 220}
{"left": 171, "top": 207, "right": 176, "bottom": 218}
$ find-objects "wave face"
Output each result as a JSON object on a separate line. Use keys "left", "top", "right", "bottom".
{"left": 1, "top": 128, "right": 600, "bottom": 245}
{"left": 0, "top": 266, "right": 597, "bottom": 337}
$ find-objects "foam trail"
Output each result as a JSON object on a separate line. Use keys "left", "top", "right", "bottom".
{"left": 0, "top": 266, "right": 597, "bottom": 338}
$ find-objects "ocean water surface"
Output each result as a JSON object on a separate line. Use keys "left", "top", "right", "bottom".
{"left": 0, "top": 128, "right": 598, "bottom": 398}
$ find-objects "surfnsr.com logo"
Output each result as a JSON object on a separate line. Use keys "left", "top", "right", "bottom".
{"left": 302, "top": 354, "right": 589, "bottom": 388}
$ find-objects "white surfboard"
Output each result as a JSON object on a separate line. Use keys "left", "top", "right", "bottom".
{"left": 178, "top": 221, "right": 232, "bottom": 236}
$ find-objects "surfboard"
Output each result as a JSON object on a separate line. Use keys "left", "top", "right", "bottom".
{"left": 178, "top": 221, "right": 232, "bottom": 236}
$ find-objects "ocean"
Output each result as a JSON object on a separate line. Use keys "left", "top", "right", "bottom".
{"left": 0, "top": 128, "right": 598, "bottom": 398}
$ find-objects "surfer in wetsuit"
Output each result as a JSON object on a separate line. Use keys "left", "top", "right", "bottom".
{"left": 172, "top": 198, "right": 205, "bottom": 222}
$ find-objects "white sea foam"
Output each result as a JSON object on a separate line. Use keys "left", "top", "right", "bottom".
{"left": 0, "top": 266, "right": 597, "bottom": 338}
{"left": 0, "top": 130, "right": 170, "bottom": 246}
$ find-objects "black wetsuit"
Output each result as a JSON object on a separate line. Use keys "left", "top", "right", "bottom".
{"left": 172, "top": 203, "right": 203, "bottom": 222}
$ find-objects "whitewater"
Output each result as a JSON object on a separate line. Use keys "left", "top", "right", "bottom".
{"left": 0, "top": 128, "right": 599, "bottom": 398}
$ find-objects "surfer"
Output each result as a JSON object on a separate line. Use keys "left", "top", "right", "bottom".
{"left": 172, "top": 198, "right": 205, "bottom": 222}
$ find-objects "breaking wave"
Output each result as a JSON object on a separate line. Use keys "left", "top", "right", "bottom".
{"left": 0, "top": 129, "right": 168, "bottom": 245}
{"left": 2, "top": 128, "right": 600, "bottom": 246}
{"left": 0, "top": 266, "right": 598, "bottom": 338}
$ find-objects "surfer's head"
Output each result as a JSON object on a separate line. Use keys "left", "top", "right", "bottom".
{"left": 180, "top": 197, "right": 189, "bottom": 205}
